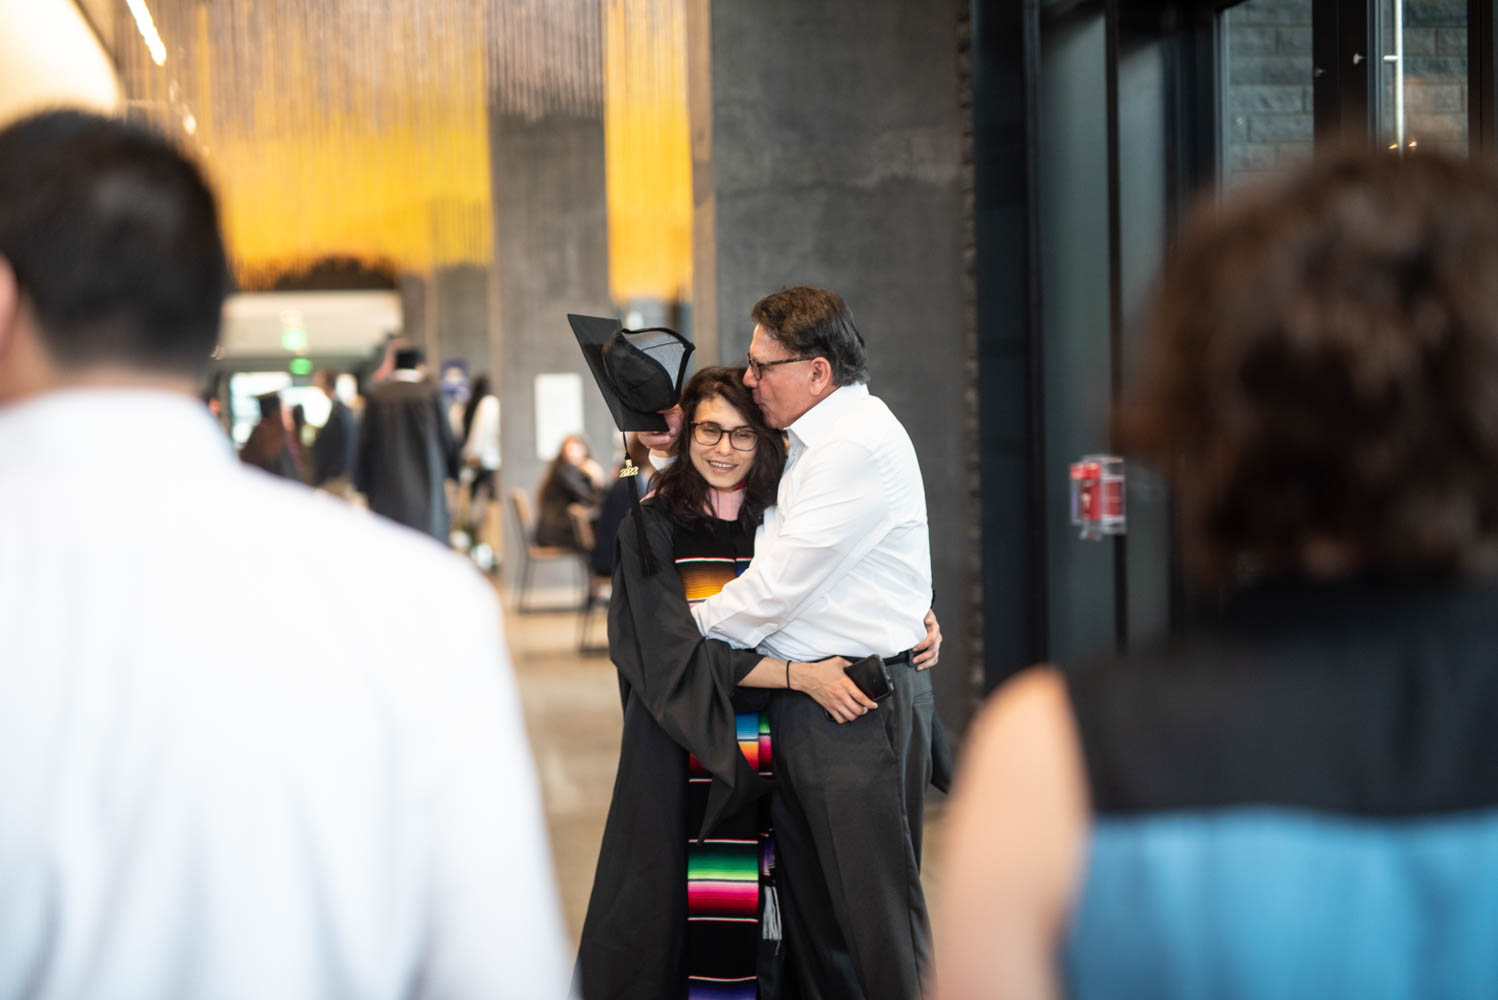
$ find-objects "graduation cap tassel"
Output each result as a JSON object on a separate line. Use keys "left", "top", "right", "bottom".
{"left": 621, "top": 432, "right": 660, "bottom": 577}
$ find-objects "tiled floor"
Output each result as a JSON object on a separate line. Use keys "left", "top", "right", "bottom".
{"left": 500, "top": 586, "right": 947, "bottom": 946}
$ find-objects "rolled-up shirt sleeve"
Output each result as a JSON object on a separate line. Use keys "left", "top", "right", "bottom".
{"left": 691, "top": 440, "right": 892, "bottom": 650}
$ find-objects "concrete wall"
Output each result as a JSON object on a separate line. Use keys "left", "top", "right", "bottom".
{"left": 489, "top": 110, "right": 617, "bottom": 591}
{"left": 431, "top": 264, "right": 496, "bottom": 376}
{"left": 398, "top": 274, "right": 429, "bottom": 357}
{"left": 692, "top": 0, "right": 975, "bottom": 738}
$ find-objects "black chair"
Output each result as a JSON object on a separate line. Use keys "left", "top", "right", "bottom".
{"left": 507, "top": 487, "right": 583, "bottom": 612}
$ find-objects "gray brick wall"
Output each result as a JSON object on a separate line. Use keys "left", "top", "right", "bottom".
{"left": 1221, "top": 0, "right": 1313, "bottom": 188}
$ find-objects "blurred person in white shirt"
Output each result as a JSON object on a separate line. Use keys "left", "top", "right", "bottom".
{"left": 0, "top": 108, "right": 570, "bottom": 1000}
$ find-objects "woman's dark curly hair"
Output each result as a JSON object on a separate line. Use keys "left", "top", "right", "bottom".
{"left": 1116, "top": 148, "right": 1498, "bottom": 586}
{"left": 651, "top": 366, "right": 785, "bottom": 530}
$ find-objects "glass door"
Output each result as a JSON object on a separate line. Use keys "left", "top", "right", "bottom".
{"left": 1219, "top": 0, "right": 1484, "bottom": 157}
{"left": 1376, "top": 0, "right": 1469, "bottom": 155}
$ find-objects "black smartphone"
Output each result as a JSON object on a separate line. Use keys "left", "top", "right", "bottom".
{"left": 844, "top": 654, "right": 893, "bottom": 703}
{"left": 823, "top": 654, "right": 894, "bottom": 721}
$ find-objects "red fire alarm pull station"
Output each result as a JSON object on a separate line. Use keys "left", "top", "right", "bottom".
{"left": 1070, "top": 455, "right": 1126, "bottom": 540}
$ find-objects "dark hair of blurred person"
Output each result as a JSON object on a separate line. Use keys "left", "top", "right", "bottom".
{"left": 936, "top": 149, "right": 1498, "bottom": 1000}
{"left": 0, "top": 109, "right": 570, "bottom": 996}
{"left": 1117, "top": 152, "right": 1498, "bottom": 588}
{"left": 650, "top": 365, "right": 784, "bottom": 532}
{"left": 0, "top": 110, "right": 228, "bottom": 385}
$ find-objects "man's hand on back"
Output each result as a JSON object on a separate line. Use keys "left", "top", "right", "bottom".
{"left": 913, "top": 609, "right": 941, "bottom": 670}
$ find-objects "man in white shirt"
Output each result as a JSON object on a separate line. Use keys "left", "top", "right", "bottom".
{"left": 691, "top": 286, "right": 947, "bottom": 999}
{"left": 0, "top": 109, "right": 570, "bottom": 1000}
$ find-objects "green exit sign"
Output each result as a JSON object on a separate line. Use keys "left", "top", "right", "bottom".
{"left": 289, "top": 358, "right": 313, "bottom": 376}
{"left": 281, "top": 327, "right": 308, "bottom": 353}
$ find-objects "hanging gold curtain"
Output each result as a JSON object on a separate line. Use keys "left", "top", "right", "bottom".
{"left": 603, "top": 0, "right": 691, "bottom": 305}
{"left": 114, "top": 0, "right": 598, "bottom": 289}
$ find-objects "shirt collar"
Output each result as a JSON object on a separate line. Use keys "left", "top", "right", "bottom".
{"left": 0, "top": 387, "right": 234, "bottom": 474}
{"left": 786, "top": 382, "right": 868, "bottom": 449}
{"left": 391, "top": 369, "right": 424, "bottom": 383}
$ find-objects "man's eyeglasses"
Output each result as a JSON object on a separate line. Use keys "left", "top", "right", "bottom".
{"left": 745, "top": 353, "right": 812, "bottom": 380}
{"left": 691, "top": 422, "right": 758, "bottom": 451}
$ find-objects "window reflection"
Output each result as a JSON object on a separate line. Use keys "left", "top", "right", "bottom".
{"left": 1378, "top": 0, "right": 1468, "bottom": 156}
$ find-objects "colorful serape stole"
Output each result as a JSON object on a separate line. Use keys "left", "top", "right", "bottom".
{"left": 676, "top": 521, "right": 772, "bottom": 999}
{"left": 678, "top": 554, "right": 752, "bottom": 606}
{"left": 686, "top": 713, "right": 774, "bottom": 999}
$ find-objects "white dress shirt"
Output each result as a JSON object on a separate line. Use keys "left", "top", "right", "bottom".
{"left": 692, "top": 383, "right": 932, "bottom": 661}
{"left": 0, "top": 389, "right": 570, "bottom": 1000}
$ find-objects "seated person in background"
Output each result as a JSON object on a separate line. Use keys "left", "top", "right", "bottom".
{"left": 240, "top": 391, "right": 299, "bottom": 480}
{"left": 589, "top": 431, "right": 654, "bottom": 578}
{"left": 937, "top": 149, "right": 1498, "bottom": 1000}
{"left": 535, "top": 432, "right": 604, "bottom": 548}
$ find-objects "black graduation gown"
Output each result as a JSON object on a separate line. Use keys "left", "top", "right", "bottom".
{"left": 353, "top": 377, "right": 458, "bottom": 541}
{"left": 575, "top": 502, "right": 769, "bottom": 1000}
{"left": 240, "top": 420, "right": 299, "bottom": 480}
{"left": 310, "top": 398, "right": 358, "bottom": 486}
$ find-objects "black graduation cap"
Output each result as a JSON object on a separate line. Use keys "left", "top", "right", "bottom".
{"left": 568, "top": 313, "right": 694, "bottom": 577}
{"left": 568, "top": 314, "right": 694, "bottom": 432}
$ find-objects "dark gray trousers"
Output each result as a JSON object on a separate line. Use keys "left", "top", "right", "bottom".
{"left": 768, "top": 661, "right": 936, "bottom": 1000}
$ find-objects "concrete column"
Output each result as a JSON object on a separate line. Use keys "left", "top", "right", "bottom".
{"left": 431, "top": 264, "right": 495, "bottom": 375}
{"left": 397, "top": 273, "right": 429, "bottom": 357}
{"left": 690, "top": 0, "right": 975, "bottom": 737}
{"left": 489, "top": 110, "right": 616, "bottom": 591}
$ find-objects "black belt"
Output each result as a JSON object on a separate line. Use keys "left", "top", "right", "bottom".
{"left": 883, "top": 649, "right": 914, "bottom": 667}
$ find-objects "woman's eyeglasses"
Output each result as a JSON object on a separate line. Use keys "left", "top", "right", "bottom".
{"left": 691, "top": 422, "right": 758, "bottom": 451}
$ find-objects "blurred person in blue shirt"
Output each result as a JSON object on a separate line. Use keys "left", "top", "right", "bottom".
{"left": 938, "top": 149, "right": 1498, "bottom": 1000}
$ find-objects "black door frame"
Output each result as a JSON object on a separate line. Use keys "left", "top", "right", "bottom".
{"left": 972, "top": 0, "right": 1225, "bottom": 692}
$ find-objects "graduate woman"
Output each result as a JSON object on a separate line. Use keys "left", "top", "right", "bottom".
{"left": 572, "top": 357, "right": 867, "bottom": 1000}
